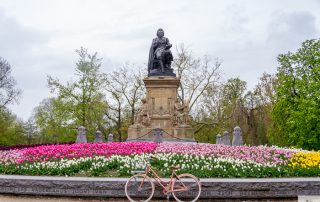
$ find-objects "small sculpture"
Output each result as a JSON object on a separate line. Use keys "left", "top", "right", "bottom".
{"left": 173, "top": 99, "right": 189, "bottom": 126}
{"left": 134, "top": 98, "right": 150, "bottom": 126}
{"left": 148, "top": 28, "right": 174, "bottom": 76}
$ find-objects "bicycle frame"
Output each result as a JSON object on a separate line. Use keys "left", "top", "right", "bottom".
{"left": 139, "top": 164, "right": 188, "bottom": 194}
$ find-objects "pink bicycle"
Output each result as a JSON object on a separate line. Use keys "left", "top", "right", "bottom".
{"left": 125, "top": 156, "right": 201, "bottom": 202}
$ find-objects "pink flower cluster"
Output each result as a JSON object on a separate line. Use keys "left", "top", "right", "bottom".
{"left": 0, "top": 142, "right": 295, "bottom": 166}
{"left": 15, "top": 142, "right": 157, "bottom": 164}
{"left": 0, "top": 150, "right": 24, "bottom": 165}
{"left": 155, "top": 143, "right": 293, "bottom": 165}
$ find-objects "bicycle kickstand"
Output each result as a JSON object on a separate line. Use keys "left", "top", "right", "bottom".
{"left": 166, "top": 193, "right": 172, "bottom": 201}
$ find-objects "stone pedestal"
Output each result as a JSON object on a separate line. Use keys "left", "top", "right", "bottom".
{"left": 127, "top": 76, "right": 195, "bottom": 142}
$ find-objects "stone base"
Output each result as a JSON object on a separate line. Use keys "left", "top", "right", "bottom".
{"left": 127, "top": 125, "right": 195, "bottom": 142}
{"left": 126, "top": 138, "right": 196, "bottom": 142}
{"left": 1, "top": 175, "right": 320, "bottom": 199}
{"left": 148, "top": 68, "right": 176, "bottom": 77}
{"left": 127, "top": 75, "right": 196, "bottom": 142}
{"left": 174, "top": 126, "right": 194, "bottom": 140}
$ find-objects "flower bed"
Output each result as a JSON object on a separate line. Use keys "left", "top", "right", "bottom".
{"left": 0, "top": 142, "right": 319, "bottom": 178}
{"left": 0, "top": 142, "right": 74, "bottom": 151}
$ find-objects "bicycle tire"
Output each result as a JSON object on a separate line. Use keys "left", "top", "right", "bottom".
{"left": 125, "top": 174, "right": 155, "bottom": 202}
{"left": 172, "top": 173, "right": 201, "bottom": 202}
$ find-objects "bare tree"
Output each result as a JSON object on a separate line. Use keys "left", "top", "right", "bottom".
{"left": 197, "top": 78, "right": 247, "bottom": 136}
{"left": 0, "top": 57, "right": 22, "bottom": 109}
{"left": 104, "top": 64, "right": 145, "bottom": 141}
{"left": 173, "top": 44, "right": 222, "bottom": 114}
{"left": 104, "top": 89, "right": 125, "bottom": 141}
{"left": 197, "top": 82, "right": 228, "bottom": 134}
{"left": 24, "top": 117, "right": 39, "bottom": 145}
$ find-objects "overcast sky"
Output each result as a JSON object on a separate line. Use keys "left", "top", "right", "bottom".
{"left": 0, "top": 0, "right": 319, "bottom": 121}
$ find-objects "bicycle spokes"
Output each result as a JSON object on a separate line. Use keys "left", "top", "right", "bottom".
{"left": 125, "top": 174, "right": 155, "bottom": 202}
{"left": 172, "top": 174, "right": 201, "bottom": 202}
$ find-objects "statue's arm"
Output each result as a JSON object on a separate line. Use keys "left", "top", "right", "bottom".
{"left": 165, "top": 38, "right": 172, "bottom": 50}
{"left": 148, "top": 39, "right": 156, "bottom": 70}
{"left": 151, "top": 38, "right": 157, "bottom": 49}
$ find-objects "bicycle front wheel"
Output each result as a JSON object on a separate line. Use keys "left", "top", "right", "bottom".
{"left": 125, "top": 174, "right": 155, "bottom": 202}
{"left": 172, "top": 173, "right": 201, "bottom": 202}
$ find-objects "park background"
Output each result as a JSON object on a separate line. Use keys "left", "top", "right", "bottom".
{"left": 0, "top": 0, "right": 319, "bottom": 150}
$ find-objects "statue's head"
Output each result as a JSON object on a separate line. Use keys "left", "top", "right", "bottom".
{"left": 95, "top": 130, "right": 102, "bottom": 137}
{"left": 157, "top": 28, "right": 164, "bottom": 38}
{"left": 234, "top": 126, "right": 242, "bottom": 135}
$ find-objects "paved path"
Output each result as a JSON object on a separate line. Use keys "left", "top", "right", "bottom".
{"left": 0, "top": 195, "right": 297, "bottom": 202}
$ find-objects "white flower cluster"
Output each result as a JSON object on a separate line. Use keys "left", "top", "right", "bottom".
{"left": 151, "top": 152, "right": 280, "bottom": 175}
{"left": 15, "top": 152, "right": 284, "bottom": 177}
{"left": 90, "top": 153, "right": 151, "bottom": 174}
{"left": 20, "top": 157, "right": 92, "bottom": 170}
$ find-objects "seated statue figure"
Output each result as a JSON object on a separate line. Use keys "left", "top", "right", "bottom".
{"left": 148, "top": 28, "right": 174, "bottom": 76}
{"left": 134, "top": 98, "right": 150, "bottom": 126}
{"left": 173, "top": 99, "right": 189, "bottom": 126}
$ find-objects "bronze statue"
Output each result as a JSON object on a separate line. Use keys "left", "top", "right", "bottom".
{"left": 148, "top": 28, "right": 175, "bottom": 76}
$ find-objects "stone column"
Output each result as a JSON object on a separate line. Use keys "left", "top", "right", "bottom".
{"left": 76, "top": 126, "right": 87, "bottom": 143}
{"left": 223, "top": 131, "right": 231, "bottom": 145}
{"left": 232, "top": 126, "right": 243, "bottom": 146}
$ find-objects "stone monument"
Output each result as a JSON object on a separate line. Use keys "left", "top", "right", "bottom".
{"left": 76, "top": 126, "right": 87, "bottom": 143}
{"left": 216, "top": 134, "right": 223, "bottom": 144}
{"left": 153, "top": 128, "right": 163, "bottom": 143}
{"left": 94, "top": 130, "right": 104, "bottom": 143}
{"left": 108, "top": 133, "right": 113, "bottom": 142}
{"left": 223, "top": 131, "right": 231, "bottom": 145}
{"left": 127, "top": 29, "right": 195, "bottom": 142}
{"left": 232, "top": 126, "right": 244, "bottom": 146}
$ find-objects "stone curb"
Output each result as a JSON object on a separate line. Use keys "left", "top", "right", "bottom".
{"left": 0, "top": 175, "right": 320, "bottom": 199}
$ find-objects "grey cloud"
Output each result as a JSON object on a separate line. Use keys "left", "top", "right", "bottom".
{"left": 267, "top": 11, "right": 318, "bottom": 51}
{"left": 0, "top": 8, "right": 49, "bottom": 58}
{"left": 222, "top": 4, "right": 249, "bottom": 34}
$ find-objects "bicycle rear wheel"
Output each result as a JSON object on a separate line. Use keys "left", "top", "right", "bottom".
{"left": 172, "top": 173, "right": 201, "bottom": 202}
{"left": 125, "top": 174, "right": 155, "bottom": 202}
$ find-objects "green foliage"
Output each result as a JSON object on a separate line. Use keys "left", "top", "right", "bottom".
{"left": 34, "top": 98, "right": 74, "bottom": 143}
{"left": 0, "top": 109, "right": 27, "bottom": 145}
{"left": 36, "top": 47, "right": 108, "bottom": 142}
{"left": 272, "top": 39, "right": 320, "bottom": 150}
